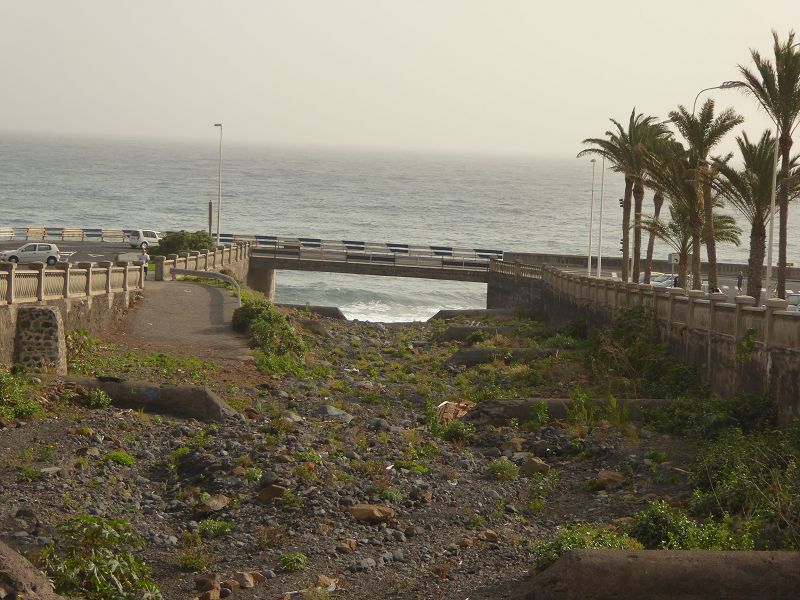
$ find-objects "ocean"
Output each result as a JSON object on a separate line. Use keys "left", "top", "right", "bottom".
{"left": 1, "top": 133, "right": 791, "bottom": 321}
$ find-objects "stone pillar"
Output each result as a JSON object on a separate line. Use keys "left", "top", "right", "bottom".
{"left": 263, "top": 268, "right": 276, "bottom": 301}
{"left": 78, "top": 262, "right": 94, "bottom": 296}
{"left": 707, "top": 291, "right": 728, "bottom": 380}
{"left": 189, "top": 251, "right": 200, "bottom": 270}
{"left": 98, "top": 261, "right": 113, "bottom": 294}
{"left": 57, "top": 261, "right": 71, "bottom": 298}
{"left": 13, "top": 305, "right": 67, "bottom": 374}
{"left": 764, "top": 297, "right": 788, "bottom": 350}
{"left": 200, "top": 249, "right": 209, "bottom": 270}
{"left": 733, "top": 295, "right": 756, "bottom": 343}
{"left": 120, "top": 261, "right": 130, "bottom": 291}
{"left": 154, "top": 256, "right": 166, "bottom": 281}
{"left": 1, "top": 262, "right": 17, "bottom": 304}
{"left": 29, "top": 262, "right": 46, "bottom": 301}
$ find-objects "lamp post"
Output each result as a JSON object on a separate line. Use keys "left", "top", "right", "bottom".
{"left": 692, "top": 81, "right": 744, "bottom": 115}
{"left": 596, "top": 155, "right": 605, "bottom": 277}
{"left": 587, "top": 159, "right": 596, "bottom": 277}
{"left": 214, "top": 123, "right": 223, "bottom": 245}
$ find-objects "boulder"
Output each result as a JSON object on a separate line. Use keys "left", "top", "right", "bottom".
{"left": 520, "top": 457, "right": 551, "bottom": 477}
{"left": 258, "top": 484, "right": 287, "bottom": 503}
{"left": 0, "top": 539, "right": 67, "bottom": 599}
{"left": 594, "top": 469, "right": 626, "bottom": 490}
{"left": 345, "top": 504, "right": 396, "bottom": 524}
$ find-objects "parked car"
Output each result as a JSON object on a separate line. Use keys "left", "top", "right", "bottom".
{"left": 650, "top": 274, "right": 675, "bottom": 287}
{"left": 128, "top": 229, "right": 161, "bottom": 249}
{"left": 787, "top": 293, "right": 800, "bottom": 312}
{"left": 0, "top": 243, "right": 61, "bottom": 265}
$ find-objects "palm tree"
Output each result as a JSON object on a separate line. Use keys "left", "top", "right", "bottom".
{"left": 739, "top": 30, "right": 800, "bottom": 298}
{"left": 579, "top": 109, "right": 670, "bottom": 282}
{"left": 643, "top": 138, "right": 685, "bottom": 282}
{"left": 716, "top": 130, "right": 800, "bottom": 301}
{"left": 669, "top": 99, "right": 744, "bottom": 292}
{"left": 644, "top": 145, "right": 705, "bottom": 289}
{"left": 644, "top": 200, "right": 741, "bottom": 289}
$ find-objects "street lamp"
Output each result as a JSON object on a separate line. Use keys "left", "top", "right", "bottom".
{"left": 587, "top": 159, "right": 596, "bottom": 277}
{"left": 214, "top": 123, "right": 223, "bottom": 246}
{"left": 596, "top": 156, "right": 606, "bottom": 277}
{"left": 692, "top": 80, "right": 745, "bottom": 115}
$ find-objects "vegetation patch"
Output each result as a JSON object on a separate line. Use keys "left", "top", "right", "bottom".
{"left": 0, "top": 372, "right": 43, "bottom": 421}
{"left": 531, "top": 523, "right": 642, "bottom": 571}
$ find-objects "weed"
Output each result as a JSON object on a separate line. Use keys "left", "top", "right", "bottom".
{"left": 244, "top": 467, "right": 263, "bottom": 482}
{"left": 17, "top": 466, "right": 42, "bottom": 482}
{"left": 102, "top": 451, "right": 135, "bottom": 466}
{"left": 177, "top": 531, "right": 213, "bottom": 571}
{"left": 281, "top": 488, "right": 304, "bottom": 509}
{"left": 525, "top": 401, "right": 550, "bottom": 432}
{"left": 37, "top": 515, "right": 162, "bottom": 599}
{"left": 296, "top": 449, "right": 323, "bottom": 464}
{"left": 440, "top": 421, "right": 476, "bottom": 444}
{"left": 393, "top": 460, "right": 429, "bottom": 474}
{"left": 735, "top": 328, "right": 758, "bottom": 364}
{"left": 567, "top": 386, "right": 598, "bottom": 427}
{"left": 379, "top": 488, "right": 405, "bottom": 503}
{"left": 0, "top": 373, "right": 42, "bottom": 421}
{"left": 467, "top": 514, "right": 486, "bottom": 529}
{"left": 85, "top": 388, "right": 112, "bottom": 409}
{"left": 198, "top": 518, "right": 234, "bottom": 538}
{"left": 279, "top": 552, "right": 308, "bottom": 572}
{"left": 487, "top": 459, "right": 519, "bottom": 481}
{"left": 256, "top": 525, "right": 284, "bottom": 549}
{"left": 531, "top": 523, "right": 642, "bottom": 571}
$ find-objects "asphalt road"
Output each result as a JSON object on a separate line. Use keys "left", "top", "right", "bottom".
{"left": 0, "top": 240, "right": 142, "bottom": 263}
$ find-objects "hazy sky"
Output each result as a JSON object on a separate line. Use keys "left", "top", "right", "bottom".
{"left": 2, "top": 1, "right": 799, "bottom": 157}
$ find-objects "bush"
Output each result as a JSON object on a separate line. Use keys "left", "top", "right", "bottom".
{"left": 0, "top": 373, "right": 42, "bottom": 421}
{"left": 279, "top": 552, "right": 308, "bottom": 572}
{"left": 85, "top": 388, "right": 113, "bottom": 409}
{"left": 487, "top": 459, "right": 519, "bottom": 481}
{"left": 441, "top": 421, "right": 476, "bottom": 443}
{"left": 233, "top": 298, "right": 306, "bottom": 373}
{"left": 154, "top": 230, "right": 215, "bottom": 256}
{"left": 102, "top": 451, "right": 135, "bottom": 466}
{"left": 531, "top": 523, "right": 642, "bottom": 570}
{"left": 629, "top": 501, "right": 755, "bottom": 550}
{"left": 37, "top": 515, "right": 162, "bottom": 599}
{"left": 644, "top": 394, "right": 775, "bottom": 439}
{"left": 198, "top": 518, "right": 234, "bottom": 538}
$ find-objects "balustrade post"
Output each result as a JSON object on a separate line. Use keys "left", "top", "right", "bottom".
{"left": 29, "top": 262, "right": 46, "bottom": 301}
{"left": 707, "top": 291, "right": 728, "bottom": 380}
{"left": 120, "top": 261, "right": 130, "bottom": 291}
{"left": 98, "top": 261, "right": 113, "bottom": 294}
{"left": 733, "top": 295, "right": 756, "bottom": 344}
{"left": 1, "top": 262, "right": 16, "bottom": 304}
{"left": 200, "top": 249, "right": 209, "bottom": 270}
{"left": 56, "top": 261, "right": 71, "bottom": 298}
{"left": 189, "top": 251, "right": 200, "bottom": 270}
{"left": 78, "top": 262, "right": 94, "bottom": 296}
{"left": 764, "top": 297, "right": 788, "bottom": 350}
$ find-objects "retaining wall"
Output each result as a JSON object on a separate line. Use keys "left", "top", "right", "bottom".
{"left": 486, "top": 262, "right": 800, "bottom": 424}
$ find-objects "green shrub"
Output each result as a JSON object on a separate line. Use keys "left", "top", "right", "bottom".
{"left": 233, "top": 297, "right": 307, "bottom": 375}
{"left": 487, "top": 459, "right": 519, "bottom": 481}
{"left": 532, "top": 523, "right": 642, "bottom": 570}
{"left": 441, "top": 420, "right": 476, "bottom": 443}
{"left": 86, "top": 388, "right": 113, "bottom": 409}
{"left": 0, "top": 373, "right": 42, "bottom": 421}
{"left": 102, "top": 451, "right": 135, "bottom": 466}
{"left": 525, "top": 400, "right": 550, "bottom": 432}
{"left": 279, "top": 552, "right": 308, "bottom": 572}
{"left": 393, "top": 460, "right": 429, "bottom": 474}
{"left": 37, "top": 515, "right": 162, "bottom": 599}
{"left": 154, "top": 230, "right": 215, "bottom": 256}
{"left": 198, "top": 518, "right": 234, "bottom": 538}
{"left": 644, "top": 394, "right": 775, "bottom": 439}
{"left": 567, "top": 386, "right": 598, "bottom": 427}
{"left": 379, "top": 488, "right": 405, "bottom": 503}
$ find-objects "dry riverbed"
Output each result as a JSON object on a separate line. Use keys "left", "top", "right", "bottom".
{"left": 1, "top": 309, "right": 701, "bottom": 599}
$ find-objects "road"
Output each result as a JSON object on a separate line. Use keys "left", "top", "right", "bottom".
{"left": 0, "top": 240, "right": 141, "bottom": 263}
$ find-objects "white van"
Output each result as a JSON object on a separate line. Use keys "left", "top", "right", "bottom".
{"left": 128, "top": 229, "right": 161, "bottom": 249}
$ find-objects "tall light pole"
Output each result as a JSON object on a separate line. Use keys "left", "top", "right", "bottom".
{"left": 214, "top": 123, "right": 223, "bottom": 245}
{"left": 596, "top": 155, "right": 605, "bottom": 277}
{"left": 587, "top": 159, "right": 596, "bottom": 276}
{"left": 692, "top": 81, "right": 744, "bottom": 115}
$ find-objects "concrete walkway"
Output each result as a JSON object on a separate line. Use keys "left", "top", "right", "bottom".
{"left": 110, "top": 280, "right": 251, "bottom": 360}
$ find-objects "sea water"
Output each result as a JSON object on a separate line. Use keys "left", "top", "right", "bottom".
{"left": 1, "top": 132, "right": 790, "bottom": 320}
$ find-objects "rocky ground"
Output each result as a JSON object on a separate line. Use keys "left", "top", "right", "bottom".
{"left": 0, "top": 306, "right": 696, "bottom": 600}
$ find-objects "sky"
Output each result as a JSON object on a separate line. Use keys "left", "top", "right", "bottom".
{"left": 2, "top": 1, "right": 800, "bottom": 158}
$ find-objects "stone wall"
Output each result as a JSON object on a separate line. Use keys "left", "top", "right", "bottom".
{"left": 13, "top": 306, "right": 67, "bottom": 373}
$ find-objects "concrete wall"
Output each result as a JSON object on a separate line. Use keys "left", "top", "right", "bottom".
{"left": 155, "top": 242, "right": 250, "bottom": 283}
{"left": 486, "top": 262, "right": 800, "bottom": 424}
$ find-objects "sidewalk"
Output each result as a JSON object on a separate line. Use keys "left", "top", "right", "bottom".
{"left": 109, "top": 280, "right": 251, "bottom": 361}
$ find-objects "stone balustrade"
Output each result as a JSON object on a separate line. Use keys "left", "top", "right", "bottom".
{"left": 0, "top": 261, "right": 144, "bottom": 305}
{"left": 153, "top": 241, "right": 251, "bottom": 281}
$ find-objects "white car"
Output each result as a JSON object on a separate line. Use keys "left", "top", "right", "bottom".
{"left": 0, "top": 243, "right": 61, "bottom": 265}
{"left": 787, "top": 293, "right": 800, "bottom": 312}
{"left": 128, "top": 229, "right": 161, "bottom": 249}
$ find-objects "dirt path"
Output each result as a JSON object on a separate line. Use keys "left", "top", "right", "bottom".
{"left": 109, "top": 280, "right": 252, "bottom": 361}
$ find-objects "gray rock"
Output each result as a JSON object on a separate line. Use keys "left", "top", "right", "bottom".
{"left": 314, "top": 405, "right": 354, "bottom": 424}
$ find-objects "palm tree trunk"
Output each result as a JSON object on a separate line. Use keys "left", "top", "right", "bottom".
{"left": 777, "top": 135, "right": 793, "bottom": 299}
{"left": 621, "top": 177, "right": 633, "bottom": 282}
{"left": 702, "top": 165, "right": 718, "bottom": 291}
{"left": 632, "top": 180, "right": 645, "bottom": 283}
{"left": 691, "top": 219, "right": 703, "bottom": 290}
{"left": 748, "top": 222, "right": 766, "bottom": 303}
{"left": 644, "top": 191, "right": 664, "bottom": 283}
